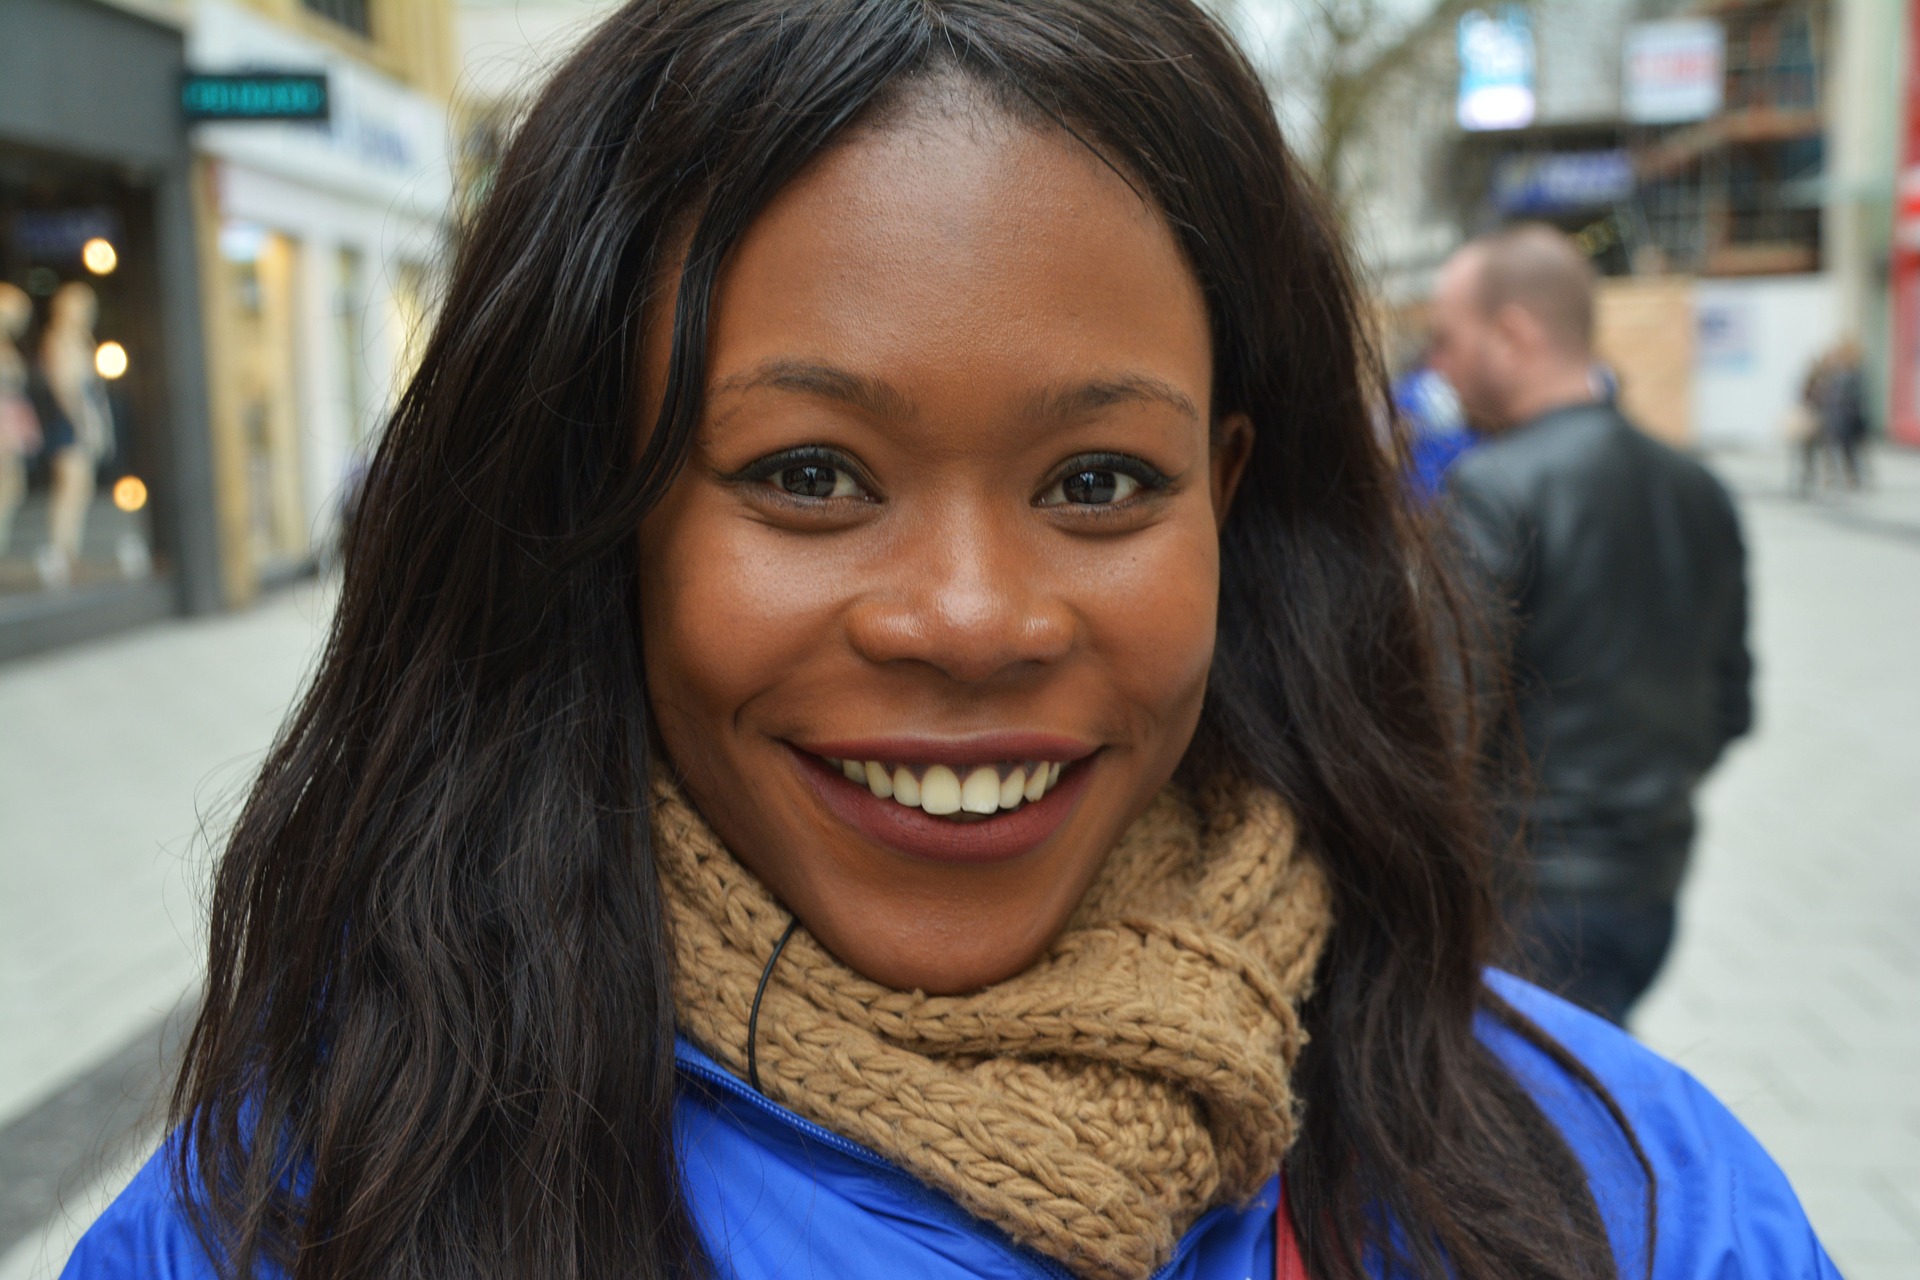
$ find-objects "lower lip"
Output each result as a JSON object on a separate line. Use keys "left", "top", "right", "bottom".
{"left": 791, "top": 748, "right": 1095, "bottom": 865}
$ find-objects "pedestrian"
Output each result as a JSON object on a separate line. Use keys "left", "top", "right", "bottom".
{"left": 1813, "top": 337, "right": 1870, "bottom": 490}
{"left": 1428, "top": 224, "right": 1754, "bottom": 1027}
{"left": 1392, "top": 356, "right": 1473, "bottom": 501}
{"left": 1789, "top": 356, "right": 1827, "bottom": 497}
{"left": 68, "top": 7, "right": 1825, "bottom": 1280}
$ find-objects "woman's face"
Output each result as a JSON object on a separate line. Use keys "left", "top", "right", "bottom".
{"left": 638, "top": 103, "right": 1249, "bottom": 994}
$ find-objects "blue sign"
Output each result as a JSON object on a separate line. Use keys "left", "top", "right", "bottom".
{"left": 1493, "top": 151, "right": 1635, "bottom": 214}
{"left": 182, "top": 72, "right": 330, "bottom": 124}
{"left": 1458, "top": 8, "right": 1536, "bottom": 131}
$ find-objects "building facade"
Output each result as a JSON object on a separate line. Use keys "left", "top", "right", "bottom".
{"left": 1337, "top": 0, "right": 1902, "bottom": 453}
{"left": 188, "top": 0, "right": 455, "bottom": 605}
{"left": 0, "top": 0, "right": 220, "bottom": 661}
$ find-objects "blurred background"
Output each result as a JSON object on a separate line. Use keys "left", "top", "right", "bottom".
{"left": 0, "top": 0, "right": 1915, "bottom": 1275}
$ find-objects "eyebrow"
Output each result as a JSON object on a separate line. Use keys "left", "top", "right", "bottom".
{"left": 706, "top": 359, "right": 1201, "bottom": 426}
{"left": 708, "top": 359, "right": 915, "bottom": 421}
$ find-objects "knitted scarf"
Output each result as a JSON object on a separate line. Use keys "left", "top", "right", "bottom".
{"left": 654, "top": 778, "right": 1334, "bottom": 1280}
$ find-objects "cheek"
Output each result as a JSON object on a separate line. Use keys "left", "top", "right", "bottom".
{"left": 1079, "top": 517, "right": 1220, "bottom": 739}
{"left": 637, "top": 495, "right": 840, "bottom": 737}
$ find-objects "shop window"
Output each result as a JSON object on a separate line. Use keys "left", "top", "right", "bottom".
{"left": 1724, "top": 3, "right": 1821, "bottom": 113}
{"left": 1723, "top": 139, "right": 1823, "bottom": 251}
{"left": 1, "top": 144, "right": 164, "bottom": 599}
{"left": 220, "top": 222, "right": 310, "bottom": 570}
{"left": 303, "top": 0, "right": 371, "bottom": 39}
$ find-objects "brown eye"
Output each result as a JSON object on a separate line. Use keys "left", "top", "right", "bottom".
{"left": 1062, "top": 470, "right": 1120, "bottom": 504}
{"left": 780, "top": 464, "right": 846, "bottom": 498}
{"left": 1042, "top": 468, "right": 1141, "bottom": 507}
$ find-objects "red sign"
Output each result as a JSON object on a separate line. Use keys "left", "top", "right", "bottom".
{"left": 1891, "top": 0, "right": 1920, "bottom": 444}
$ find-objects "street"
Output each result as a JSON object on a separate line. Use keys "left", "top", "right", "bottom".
{"left": 2, "top": 448, "right": 1917, "bottom": 1278}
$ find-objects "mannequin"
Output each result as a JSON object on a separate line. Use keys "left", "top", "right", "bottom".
{"left": 0, "top": 283, "right": 40, "bottom": 558}
{"left": 38, "top": 282, "right": 113, "bottom": 585}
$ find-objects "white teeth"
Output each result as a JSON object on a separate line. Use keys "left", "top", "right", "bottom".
{"left": 960, "top": 766, "right": 1001, "bottom": 814}
{"left": 824, "top": 754, "right": 1074, "bottom": 820}
{"left": 919, "top": 765, "right": 963, "bottom": 815}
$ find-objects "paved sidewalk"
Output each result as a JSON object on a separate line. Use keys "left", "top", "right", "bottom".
{"left": 0, "top": 584, "right": 330, "bottom": 1278}
{"left": 1635, "top": 445, "right": 1920, "bottom": 1279}
{"left": 1, "top": 450, "right": 1916, "bottom": 1277}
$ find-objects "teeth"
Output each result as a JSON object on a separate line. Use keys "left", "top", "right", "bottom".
{"left": 920, "top": 765, "right": 962, "bottom": 815}
{"left": 824, "top": 755, "right": 1072, "bottom": 820}
{"left": 960, "top": 766, "right": 1001, "bottom": 814}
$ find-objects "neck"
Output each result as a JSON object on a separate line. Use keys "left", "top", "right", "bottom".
{"left": 1499, "top": 362, "right": 1596, "bottom": 430}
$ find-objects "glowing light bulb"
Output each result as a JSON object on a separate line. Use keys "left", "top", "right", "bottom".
{"left": 82, "top": 238, "right": 118, "bottom": 275}
{"left": 95, "top": 341, "right": 127, "bottom": 379}
{"left": 112, "top": 475, "right": 149, "bottom": 512}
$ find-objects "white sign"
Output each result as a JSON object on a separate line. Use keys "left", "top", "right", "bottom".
{"left": 1624, "top": 19, "right": 1725, "bottom": 124}
{"left": 1459, "top": 8, "right": 1536, "bottom": 132}
{"left": 187, "top": 0, "right": 452, "bottom": 220}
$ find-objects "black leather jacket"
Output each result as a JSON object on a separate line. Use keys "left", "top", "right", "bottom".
{"left": 1446, "top": 403, "right": 1753, "bottom": 902}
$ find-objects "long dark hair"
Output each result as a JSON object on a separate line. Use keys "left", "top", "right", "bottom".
{"left": 174, "top": 3, "right": 1645, "bottom": 1278}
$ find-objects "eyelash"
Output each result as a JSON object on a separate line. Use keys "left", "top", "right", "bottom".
{"left": 726, "top": 447, "right": 878, "bottom": 503}
{"left": 1035, "top": 453, "right": 1174, "bottom": 510}
{"left": 723, "top": 447, "right": 1174, "bottom": 511}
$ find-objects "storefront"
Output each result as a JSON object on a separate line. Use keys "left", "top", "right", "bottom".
{"left": 188, "top": 0, "right": 451, "bottom": 602}
{"left": 0, "top": 0, "right": 218, "bottom": 661}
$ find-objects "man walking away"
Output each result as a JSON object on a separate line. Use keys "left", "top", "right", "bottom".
{"left": 1428, "top": 225, "right": 1754, "bottom": 1025}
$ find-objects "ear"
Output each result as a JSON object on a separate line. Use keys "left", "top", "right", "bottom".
{"left": 1209, "top": 412, "right": 1255, "bottom": 531}
{"left": 1491, "top": 301, "right": 1544, "bottom": 358}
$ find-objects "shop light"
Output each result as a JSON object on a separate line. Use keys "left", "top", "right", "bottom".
{"left": 95, "top": 341, "right": 128, "bottom": 379}
{"left": 113, "top": 475, "right": 149, "bottom": 512}
{"left": 82, "top": 238, "right": 119, "bottom": 275}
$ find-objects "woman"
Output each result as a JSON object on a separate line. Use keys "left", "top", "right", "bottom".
{"left": 68, "top": 2, "right": 1831, "bottom": 1278}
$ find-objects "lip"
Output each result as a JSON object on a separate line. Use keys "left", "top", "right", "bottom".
{"left": 795, "top": 733, "right": 1097, "bottom": 768}
{"left": 787, "top": 741, "right": 1097, "bottom": 866}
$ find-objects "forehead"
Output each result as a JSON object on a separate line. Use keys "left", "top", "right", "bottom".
{"left": 700, "top": 106, "right": 1214, "bottom": 410}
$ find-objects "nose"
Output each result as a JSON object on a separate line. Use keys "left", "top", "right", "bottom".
{"left": 845, "top": 507, "right": 1075, "bottom": 682}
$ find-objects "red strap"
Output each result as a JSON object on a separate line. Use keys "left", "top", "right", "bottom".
{"left": 1275, "top": 1182, "right": 1307, "bottom": 1280}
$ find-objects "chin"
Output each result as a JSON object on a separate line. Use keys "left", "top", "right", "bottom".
{"left": 825, "top": 919, "right": 1059, "bottom": 996}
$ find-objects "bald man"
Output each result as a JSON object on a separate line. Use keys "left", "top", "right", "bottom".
{"left": 1430, "top": 225, "right": 1752, "bottom": 1025}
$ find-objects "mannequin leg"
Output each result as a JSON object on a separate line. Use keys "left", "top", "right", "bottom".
{"left": 47, "top": 446, "right": 95, "bottom": 566}
{"left": 0, "top": 450, "right": 22, "bottom": 556}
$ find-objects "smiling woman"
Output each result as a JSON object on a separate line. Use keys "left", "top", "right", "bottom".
{"left": 62, "top": 3, "right": 1834, "bottom": 1280}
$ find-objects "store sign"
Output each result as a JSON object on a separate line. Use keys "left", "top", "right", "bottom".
{"left": 1493, "top": 151, "right": 1635, "bottom": 214}
{"left": 182, "top": 72, "right": 330, "bottom": 123}
{"left": 1624, "top": 20, "right": 1724, "bottom": 124}
{"left": 1458, "top": 8, "right": 1536, "bottom": 131}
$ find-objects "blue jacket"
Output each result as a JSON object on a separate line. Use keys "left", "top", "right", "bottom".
{"left": 64, "top": 974, "right": 1837, "bottom": 1279}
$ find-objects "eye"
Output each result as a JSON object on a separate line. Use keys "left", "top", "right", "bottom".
{"left": 726, "top": 446, "right": 876, "bottom": 504}
{"left": 777, "top": 462, "right": 862, "bottom": 499}
{"left": 1036, "top": 453, "right": 1168, "bottom": 508}
{"left": 1056, "top": 468, "right": 1136, "bottom": 505}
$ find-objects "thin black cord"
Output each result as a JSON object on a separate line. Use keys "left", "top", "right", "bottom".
{"left": 747, "top": 916, "right": 800, "bottom": 1095}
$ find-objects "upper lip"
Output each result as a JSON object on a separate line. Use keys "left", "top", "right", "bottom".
{"left": 793, "top": 732, "right": 1097, "bottom": 766}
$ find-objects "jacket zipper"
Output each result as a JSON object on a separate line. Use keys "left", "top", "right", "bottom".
{"left": 674, "top": 1050, "right": 1224, "bottom": 1280}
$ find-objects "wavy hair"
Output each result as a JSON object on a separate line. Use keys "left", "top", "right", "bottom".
{"left": 174, "top": 2, "right": 1646, "bottom": 1277}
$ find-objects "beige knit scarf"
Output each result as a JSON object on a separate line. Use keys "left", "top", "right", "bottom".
{"left": 654, "top": 777, "right": 1334, "bottom": 1280}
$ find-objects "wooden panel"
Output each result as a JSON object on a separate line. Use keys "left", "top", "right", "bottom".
{"left": 1595, "top": 277, "right": 1695, "bottom": 447}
